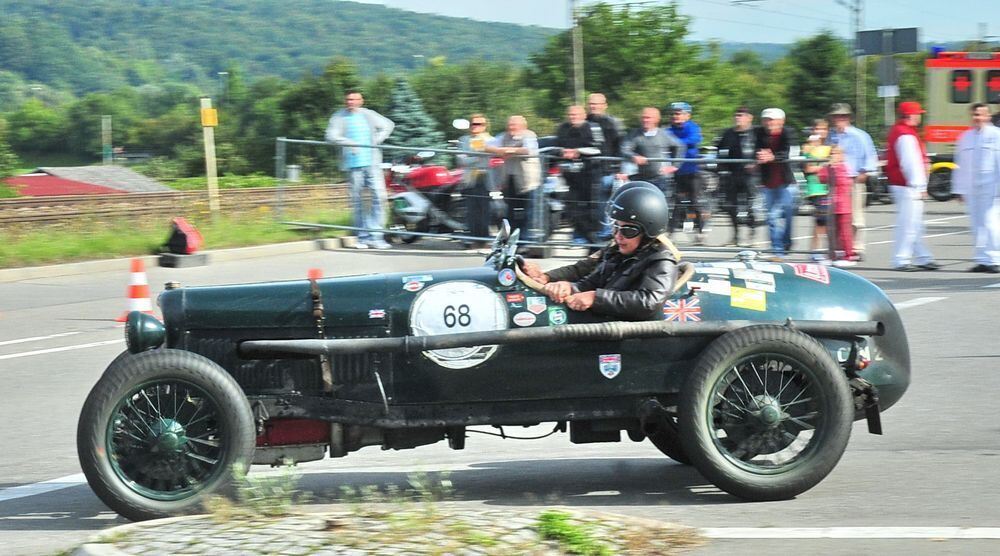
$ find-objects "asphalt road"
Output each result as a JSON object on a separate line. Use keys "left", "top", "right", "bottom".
{"left": 1, "top": 199, "right": 998, "bottom": 555}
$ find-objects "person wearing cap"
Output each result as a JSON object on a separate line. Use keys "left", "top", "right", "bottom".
{"left": 754, "top": 107, "right": 797, "bottom": 260}
{"left": 827, "top": 103, "right": 878, "bottom": 261}
{"left": 666, "top": 101, "right": 707, "bottom": 243}
{"left": 953, "top": 103, "right": 1000, "bottom": 273}
{"left": 716, "top": 106, "right": 759, "bottom": 246}
{"left": 886, "top": 101, "right": 940, "bottom": 271}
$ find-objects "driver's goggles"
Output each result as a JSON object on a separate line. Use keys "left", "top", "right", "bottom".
{"left": 611, "top": 223, "right": 643, "bottom": 239}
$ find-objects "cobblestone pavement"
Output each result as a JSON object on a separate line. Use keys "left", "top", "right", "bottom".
{"left": 74, "top": 506, "right": 703, "bottom": 555}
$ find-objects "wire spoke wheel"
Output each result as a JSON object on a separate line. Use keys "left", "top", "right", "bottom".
{"left": 108, "top": 380, "right": 226, "bottom": 501}
{"left": 679, "top": 326, "right": 853, "bottom": 501}
{"left": 78, "top": 349, "right": 255, "bottom": 521}
{"left": 708, "top": 355, "right": 825, "bottom": 474}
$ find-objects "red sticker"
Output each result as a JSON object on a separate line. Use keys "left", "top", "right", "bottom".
{"left": 792, "top": 263, "right": 830, "bottom": 285}
{"left": 506, "top": 293, "right": 525, "bottom": 303}
{"left": 403, "top": 281, "right": 424, "bottom": 292}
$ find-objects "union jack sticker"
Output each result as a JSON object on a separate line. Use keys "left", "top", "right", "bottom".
{"left": 663, "top": 297, "right": 701, "bottom": 322}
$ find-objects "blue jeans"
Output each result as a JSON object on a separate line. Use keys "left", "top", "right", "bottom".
{"left": 763, "top": 186, "right": 795, "bottom": 256}
{"left": 347, "top": 167, "right": 386, "bottom": 243}
{"left": 596, "top": 174, "right": 615, "bottom": 240}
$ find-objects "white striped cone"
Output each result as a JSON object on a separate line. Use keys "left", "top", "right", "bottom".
{"left": 116, "top": 258, "right": 154, "bottom": 322}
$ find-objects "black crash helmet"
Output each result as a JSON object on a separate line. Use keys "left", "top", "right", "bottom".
{"left": 608, "top": 179, "right": 661, "bottom": 204}
{"left": 607, "top": 182, "right": 670, "bottom": 238}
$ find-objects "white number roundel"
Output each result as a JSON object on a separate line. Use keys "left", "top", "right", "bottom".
{"left": 409, "top": 280, "right": 508, "bottom": 369}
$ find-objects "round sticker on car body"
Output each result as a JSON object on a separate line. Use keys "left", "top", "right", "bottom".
{"left": 409, "top": 281, "right": 508, "bottom": 369}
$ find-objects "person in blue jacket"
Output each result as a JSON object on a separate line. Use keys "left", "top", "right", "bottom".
{"left": 666, "top": 102, "right": 706, "bottom": 243}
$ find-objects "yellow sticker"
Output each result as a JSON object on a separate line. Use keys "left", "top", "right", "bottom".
{"left": 731, "top": 286, "right": 766, "bottom": 311}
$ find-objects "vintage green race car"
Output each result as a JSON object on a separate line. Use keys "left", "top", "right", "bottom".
{"left": 77, "top": 225, "right": 909, "bottom": 521}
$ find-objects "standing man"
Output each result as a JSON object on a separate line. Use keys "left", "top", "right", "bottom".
{"left": 620, "top": 107, "right": 680, "bottom": 194}
{"left": 667, "top": 102, "right": 706, "bottom": 243}
{"left": 457, "top": 114, "right": 494, "bottom": 246}
{"left": 556, "top": 105, "right": 599, "bottom": 244}
{"left": 325, "top": 89, "right": 395, "bottom": 249}
{"left": 586, "top": 93, "right": 625, "bottom": 240}
{"left": 953, "top": 103, "right": 1000, "bottom": 273}
{"left": 754, "top": 108, "right": 797, "bottom": 260}
{"left": 486, "top": 115, "right": 541, "bottom": 237}
{"left": 716, "top": 106, "right": 759, "bottom": 246}
{"left": 827, "top": 103, "right": 878, "bottom": 261}
{"left": 886, "top": 101, "right": 939, "bottom": 271}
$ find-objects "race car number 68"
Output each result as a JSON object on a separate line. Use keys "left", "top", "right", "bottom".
{"left": 443, "top": 305, "right": 471, "bottom": 328}
{"left": 410, "top": 281, "right": 509, "bottom": 369}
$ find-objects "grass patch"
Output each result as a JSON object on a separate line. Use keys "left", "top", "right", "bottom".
{"left": 205, "top": 462, "right": 309, "bottom": 521}
{"left": 164, "top": 173, "right": 280, "bottom": 191}
{"left": 0, "top": 208, "right": 349, "bottom": 268}
{"left": 0, "top": 182, "right": 19, "bottom": 198}
{"left": 537, "top": 510, "right": 613, "bottom": 556}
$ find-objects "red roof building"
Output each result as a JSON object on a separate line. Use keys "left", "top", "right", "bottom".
{"left": 3, "top": 173, "right": 124, "bottom": 196}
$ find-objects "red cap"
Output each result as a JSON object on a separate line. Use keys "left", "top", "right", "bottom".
{"left": 898, "top": 101, "right": 925, "bottom": 116}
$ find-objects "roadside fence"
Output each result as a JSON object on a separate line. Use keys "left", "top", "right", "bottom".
{"left": 275, "top": 137, "right": 842, "bottom": 257}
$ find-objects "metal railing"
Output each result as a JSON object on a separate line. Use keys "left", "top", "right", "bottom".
{"left": 275, "top": 136, "right": 837, "bottom": 256}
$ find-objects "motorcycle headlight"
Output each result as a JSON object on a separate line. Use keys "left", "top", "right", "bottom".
{"left": 125, "top": 312, "right": 166, "bottom": 354}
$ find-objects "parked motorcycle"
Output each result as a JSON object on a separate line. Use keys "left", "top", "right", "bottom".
{"left": 384, "top": 151, "right": 467, "bottom": 244}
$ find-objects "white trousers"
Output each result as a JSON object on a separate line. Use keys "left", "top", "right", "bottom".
{"left": 890, "top": 185, "right": 934, "bottom": 267}
{"left": 967, "top": 191, "right": 1000, "bottom": 265}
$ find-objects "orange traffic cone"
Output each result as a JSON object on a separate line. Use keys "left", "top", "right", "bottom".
{"left": 116, "top": 258, "right": 154, "bottom": 322}
{"left": 307, "top": 268, "right": 323, "bottom": 281}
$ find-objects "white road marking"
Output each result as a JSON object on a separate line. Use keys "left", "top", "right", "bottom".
{"left": 894, "top": 297, "right": 947, "bottom": 310}
{"left": 701, "top": 527, "right": 1000, "bottom": 539}
{"left": 0, "top": 339, "right": 124, "bottom": 361}
{"left": 869, "top": 229, "right": 969, "bottom": 246}
{"left": 985, "top": 282, "right": 1000, "bottom": 288}
{"left": 0, "top": 331, "right": 81, "bottom": 347}
{"left": 0, "top": 473, "right": 86, "bottom": 503}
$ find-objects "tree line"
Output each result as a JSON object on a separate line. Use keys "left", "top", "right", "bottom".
{"left": 0, "top": 2, "right": 934, "bottom": 183}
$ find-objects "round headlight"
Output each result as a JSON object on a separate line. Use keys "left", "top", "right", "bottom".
{"left": 125, "top": 311, "right": 166, "bottom": 353}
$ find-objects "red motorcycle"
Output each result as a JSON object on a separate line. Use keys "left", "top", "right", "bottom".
{"left": 384, "top": 151, "right": 467, "bottom": 244}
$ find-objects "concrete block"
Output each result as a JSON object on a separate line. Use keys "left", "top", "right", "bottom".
{"left": 158, "top": 253, "right": 210, "bottom": 268}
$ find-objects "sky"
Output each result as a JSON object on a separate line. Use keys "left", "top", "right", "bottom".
{"left": 350, "top": 0, "right": 993, "bottom": 44}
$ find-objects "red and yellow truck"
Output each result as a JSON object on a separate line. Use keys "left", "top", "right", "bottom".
{"left": 923, "top": 51, "right": 1000, "bottom": 199}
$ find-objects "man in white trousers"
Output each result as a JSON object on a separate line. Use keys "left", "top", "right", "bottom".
{"left": 953, "top": 103, "right": 1000, "bottom": 273}
{"left": 885, "top": 101, "right": 940, "bottom": 272}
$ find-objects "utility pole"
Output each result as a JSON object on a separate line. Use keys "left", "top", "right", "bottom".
{"left": 570, "top": 0, "right": 585, "bottom": 104}
{"left": 101, "top": 115, "right": 113, "bottom": 165}
{"left": 836, "top": 0, "right": 865, "bottom": 129}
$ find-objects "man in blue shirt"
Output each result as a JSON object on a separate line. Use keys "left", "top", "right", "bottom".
{"left": 828, "top": 103, "right": 878, "bottom": 260}
{"left": 326, "top": 90, "right": 395, "bottom": 249}
{"left": 666, "top": 102, "right": 706, "bottom": 244}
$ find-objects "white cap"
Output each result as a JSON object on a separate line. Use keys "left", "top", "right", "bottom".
{"left": 761, "top": 108, "right": 785, "bottom": 120}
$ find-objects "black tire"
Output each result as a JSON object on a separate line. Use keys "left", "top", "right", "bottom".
{"left": 77, "top": 349, "right": 255, "bottom": 521}
{"left": 927, "top": 168, "right": 953, "bottom": 202}
{"left": 648, "top": 416, "right": 692, "bottom": 465}
{"left": 387, "top": 218, "right": 427, "bottom": 244}
{"left": 679, "top": 325, "right": 853, "bottom": 501}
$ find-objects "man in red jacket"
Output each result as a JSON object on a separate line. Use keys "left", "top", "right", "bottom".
{"left": 886, "top": 101, "right": 940, "bottom": 271}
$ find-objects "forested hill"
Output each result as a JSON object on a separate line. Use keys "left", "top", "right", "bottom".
{"left": 0, "top": 0, "right": 556, "bottom": 94}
